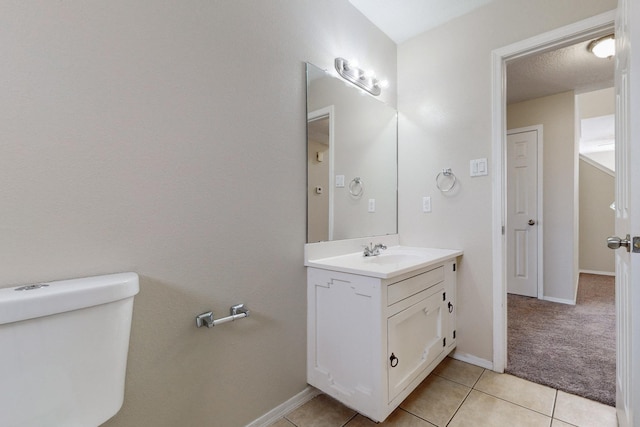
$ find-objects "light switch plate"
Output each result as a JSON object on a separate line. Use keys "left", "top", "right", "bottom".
{"left": 335, "top": 175, "right": 345, "bottom": 187}
{"left": 470, "top": 158, "right": 488, "bottom": 177}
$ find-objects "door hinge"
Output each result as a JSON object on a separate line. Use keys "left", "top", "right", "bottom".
{"left": 453, "top": 330, "right": 456, "bottom": 339}
{"left": 443, "top": 292, "right": 446, "bottom": 301}
{"left": 443, "top": 337, "right": 446, "bottom": 347}
{"left": 453, "top": 263, "right": 456, "bottom": 272}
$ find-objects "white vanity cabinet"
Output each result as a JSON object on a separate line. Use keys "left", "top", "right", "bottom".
{"left": 307, "top": 258, "right": 457, "bottom": 422}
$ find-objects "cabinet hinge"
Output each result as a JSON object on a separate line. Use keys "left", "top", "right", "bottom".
{"left": 453, "top": 330, "right": 456, "bottom": 339}
{"left": 453, "top": 263, "right": 456, "bottom": 272}
{"left": 443, "top": 337, "right": 446, "bottom": 347}
{"left": 442, "top": 292, "right": 446, "bottom": 301}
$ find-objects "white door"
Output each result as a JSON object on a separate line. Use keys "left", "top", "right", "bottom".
{"left": 612, "top": 1, "right": 639, "bottom": 425}
{"left": 506, "top": 127, "right": 541, "bottom": 297}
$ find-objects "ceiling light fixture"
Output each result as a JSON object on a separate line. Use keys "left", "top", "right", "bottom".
{"left": 334, "top": 57, "right": 384, "bottom": 96}
{"left": 588, "top": 34, "right": 615, "bottom": 59}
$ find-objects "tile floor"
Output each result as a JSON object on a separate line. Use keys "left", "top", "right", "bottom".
{"left": 270, "top": 358, "right": 617, "bottom": 427}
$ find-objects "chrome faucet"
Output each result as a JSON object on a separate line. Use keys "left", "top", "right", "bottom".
{"left": 363, "top": 242, "right": 387, "bottom": 257}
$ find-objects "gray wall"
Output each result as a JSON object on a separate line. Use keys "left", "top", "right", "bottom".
{"left": 1, "top": 2, "right": 396, "bottom": 426}
{"left": 579, "top": 160, "right": 615, "bottom": 273}
{"left": 397, "top": 0, "right": 616, "bottom": 363}
{"left": 578, "top": 87, "right": 615, "bottom": 274}
{"left": 508, "top": 91, "right": 577, "bottom": 302}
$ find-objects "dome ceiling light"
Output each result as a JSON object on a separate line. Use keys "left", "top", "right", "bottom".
{"left": 588, "top": 34, "right": 615, "bottom": 59}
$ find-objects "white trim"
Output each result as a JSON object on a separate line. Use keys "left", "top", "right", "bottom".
{"left": 245, "top": 386, "right": 322, "bottom": 427}
{"left": 580, "top": 269, "right": 616, "bottom": 276}
{"left": 573, "top": 97, "right": 581, "bottom": 309}
{"left": 542, "top": 296, "right": 576, "bottom": 305}
{"left": 506, "top": 125, "right": 544, "bottom": 300}
{"left": 451, "top": 351, "right": 494, "bottom": 370}
{"left": 579, "top": 153, "right": 615, "bottom": 177}
{"left": 491, "top": 46, "right": 507, "bottom": 375}
{"left": 491, "top": 10, "right": 616, "bottom": 373}
{"left": 308, "top": 106, "right": 335, "bottom": 241}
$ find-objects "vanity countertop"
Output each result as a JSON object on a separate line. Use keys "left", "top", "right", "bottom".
{"left": 305, "top": 245, "right": 462, "bottom": 279}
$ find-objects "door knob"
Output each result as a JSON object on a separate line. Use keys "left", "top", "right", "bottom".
{"left": 607, "top": 235, "right": 631, "bottom": 252}
{"left": 528, "top": 219, "right": 536, "bottom": 226}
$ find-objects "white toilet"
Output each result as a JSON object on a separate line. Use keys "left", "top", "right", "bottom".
{"left": 0, "top": 272, "right": 139, "bottom": 427}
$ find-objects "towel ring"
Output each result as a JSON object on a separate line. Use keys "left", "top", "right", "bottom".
{"left": 349, "top": 177, "right": 364, "bottom": 197}
{"left": 436, "top": 168, "right": 456, "bottom": 192}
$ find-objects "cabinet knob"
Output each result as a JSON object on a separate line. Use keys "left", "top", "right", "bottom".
{"left": 389, "top": 353, "right": 399, "bottom": 368}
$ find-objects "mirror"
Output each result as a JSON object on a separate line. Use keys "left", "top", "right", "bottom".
{"left": 306, "top": 62, "right": 397, "bottom": 243}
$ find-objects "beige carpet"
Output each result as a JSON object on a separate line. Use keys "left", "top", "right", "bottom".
{"left": 506, "top": 273, "right": 615, "bottom": 406}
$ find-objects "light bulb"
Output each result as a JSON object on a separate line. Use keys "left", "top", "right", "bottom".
{"left": 589, "top": 35, "right": 615, "bottom": 59}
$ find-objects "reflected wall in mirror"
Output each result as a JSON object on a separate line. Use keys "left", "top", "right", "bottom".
{"left": 306, "top": 62, "right": 397, "bottom": 243}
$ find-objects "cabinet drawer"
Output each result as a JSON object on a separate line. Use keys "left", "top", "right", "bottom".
{"left": 387, "top": 266, "right": 444, "bottom": 306}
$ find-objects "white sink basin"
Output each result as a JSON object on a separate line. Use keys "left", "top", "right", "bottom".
{"left": 305, "top": 246, "right": 463, "bottom": 279}
{"left": 364, "top": 253, "right": 424, "bottom": 265}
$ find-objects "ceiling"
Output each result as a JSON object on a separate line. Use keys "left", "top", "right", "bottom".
{"left": 348, "top": 0, "right": 494, "bottom": 44}
{"left": 506, "top": 40, "right": 614, "bottom": 104}
{"left": 348, "top": 0, "right": 614, "bottom": 104}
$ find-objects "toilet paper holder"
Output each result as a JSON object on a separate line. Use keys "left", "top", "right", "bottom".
{"left": 195, "top": 304, "right": 250, "bottom": 328}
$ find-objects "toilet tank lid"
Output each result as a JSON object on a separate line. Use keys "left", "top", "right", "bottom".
{"left": 0, "top": 272, "right": 139, "bottom": 325}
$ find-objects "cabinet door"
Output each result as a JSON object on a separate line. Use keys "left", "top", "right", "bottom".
{"left": 445, "top": 260, "right": 457, "bottom": 350}
{"left": 387, "top": 289, "right": 444, "bottom": 402}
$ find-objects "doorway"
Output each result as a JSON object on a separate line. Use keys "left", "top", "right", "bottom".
{"left": 490, "top": 9, "right": 616, "bottom": 373}
{"left": 307, "top": 106, "right": 334, "bottom": 242}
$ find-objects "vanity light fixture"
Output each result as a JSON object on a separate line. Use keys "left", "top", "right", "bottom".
{"left": 334, "top": 57, "right": 386, "bottom": 96}
{"left": 588, "top": 34, "right": 615, "bottom": 59}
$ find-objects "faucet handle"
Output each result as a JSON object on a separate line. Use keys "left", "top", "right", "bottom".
{"left": 362, "top": 242, "right": 374, "bottom": 256}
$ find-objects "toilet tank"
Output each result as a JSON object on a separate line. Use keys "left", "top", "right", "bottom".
{"left": 0, "top": 272, "right": 139, "bottom": 427}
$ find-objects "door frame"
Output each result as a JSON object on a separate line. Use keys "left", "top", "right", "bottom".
{"left": 506, "top": 125, "right": 544, "bottom": 299}
{"left": 490, "top": 10, "right": 616, "bottom": 372}
{"left": 308, "top": 105, "right": 335, "bottom": 241}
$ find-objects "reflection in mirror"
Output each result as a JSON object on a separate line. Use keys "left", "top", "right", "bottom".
{"left": 306, "top": 62, "right": 397, "bottom": 243}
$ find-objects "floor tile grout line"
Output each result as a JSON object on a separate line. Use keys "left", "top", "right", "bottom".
{"left": 549, "top": 391, "right": 582, "bottom": 427}
{"left": 340, "top": 411, "right": 358, "bottom": 427}
{"left": 398, "top": 372, "right": 477, "bottom": 426}
{"left": 445, "top": 383, "right": 475, "bottom": 426}
{"left": 471, "top": 368, "right": 486, "bottom": 389}
{"left": 443, "top": 367, "right": 486, "bottom": 426}
{"left": 470, "top": 388, "right": 556, "bottom": 419}
{"left": 397, "top": 407, "right": 438, "bottom": 427}
{"left": 550, "top": 389, "right": 558, "bottom": 421}
{"left": 432, "top": 371, "right": 485, "bottom": 389}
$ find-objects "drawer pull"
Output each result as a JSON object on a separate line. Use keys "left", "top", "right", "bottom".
{"left": 390, "top": 353, "right": 399, "bottom": 368}
{"left": 448, "top": 302, "right": 454, "bottom": 313}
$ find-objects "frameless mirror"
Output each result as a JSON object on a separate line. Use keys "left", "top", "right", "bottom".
{"left": 306, "top": 62, "right": 397, "bottom": 243}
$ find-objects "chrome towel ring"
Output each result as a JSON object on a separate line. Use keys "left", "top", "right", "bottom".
{"left": 349, "top": 177, "right": 364, "bottom": 197}
{"left": 436, "top": 168, "right": 457, "bottom": 192}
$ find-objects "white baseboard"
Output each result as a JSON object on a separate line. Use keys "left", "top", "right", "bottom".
{"left": 245, "top": 386, "right": 321, "bottom": 427}
{"left": 580, "top": 269, "right": 615, "bottom": 276}
{"left": 450, "top": 351, "right": 494, "bottom": 371}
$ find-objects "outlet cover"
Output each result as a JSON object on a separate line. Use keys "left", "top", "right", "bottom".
{"left": 422, "top": 196, "right": 432, "bottom": 213}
